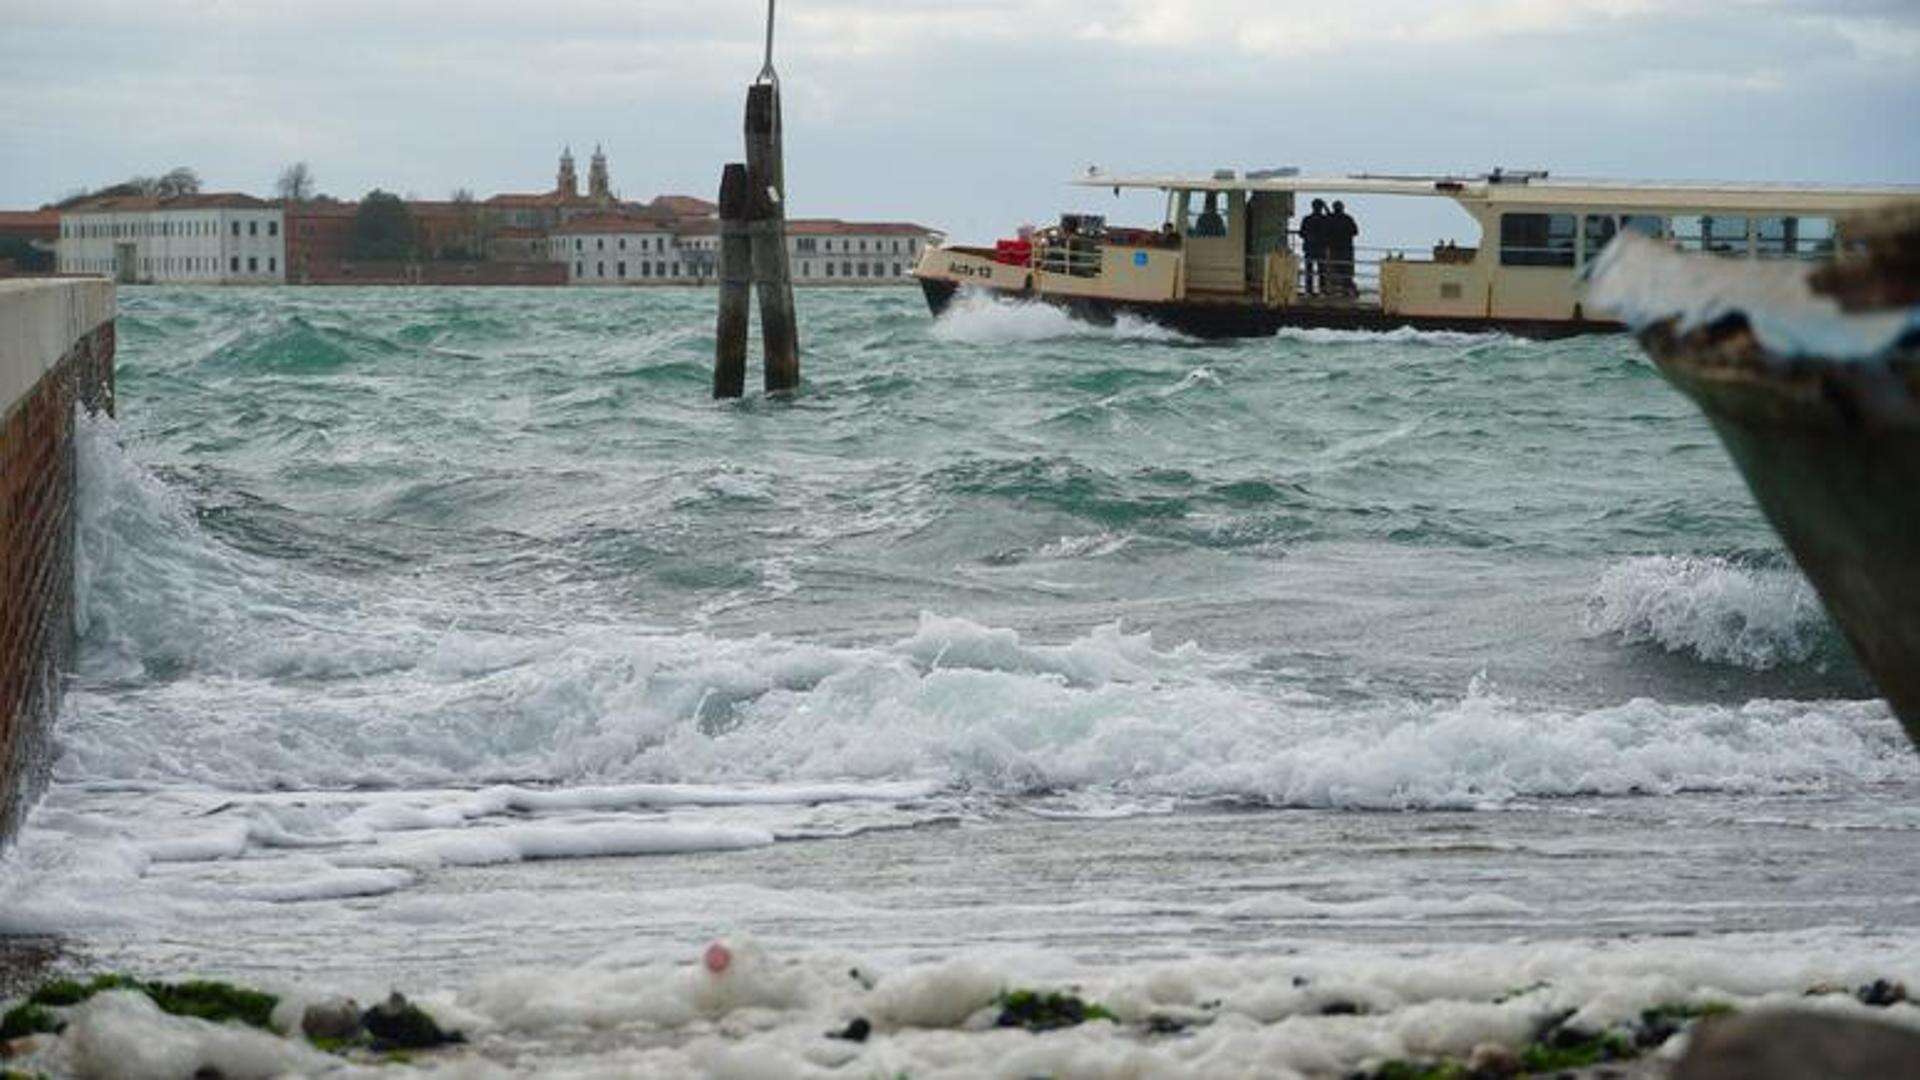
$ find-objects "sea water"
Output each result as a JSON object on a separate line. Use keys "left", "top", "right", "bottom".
{"left": 1, "top": 286, "right": 1915, "bottom": 1076}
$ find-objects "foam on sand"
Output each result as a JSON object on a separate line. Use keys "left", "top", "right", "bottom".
{"left": 13, "top": 937, "right": 1913, "bottom": 1079}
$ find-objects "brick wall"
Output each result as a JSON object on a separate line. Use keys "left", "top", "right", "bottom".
{"left": 0, "top": 281, "right": 114, "bottom": 848}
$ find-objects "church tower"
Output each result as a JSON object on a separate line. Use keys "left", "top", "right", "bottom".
{"left": 557, "top": 147, "right": 579, "bottom": 198}
{"left": 589, "top": 144, "right": 611, "bottom": 203}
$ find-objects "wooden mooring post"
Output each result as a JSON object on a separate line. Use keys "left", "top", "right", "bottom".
{"left": 713, "top": 163, "right": 751, "bottom": 399}
{"left": 745, "top": 81, "right": 799, "bottom": 394}
{"left": 714, "top": 0, "right": 800, "bottom": 397}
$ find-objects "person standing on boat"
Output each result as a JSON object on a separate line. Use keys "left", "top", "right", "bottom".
{"left": 1301, "top": 199, "right": 1330, "bottom": 297}
{"left": 1329, "top": 201, "right": 1360, "bottom": 297}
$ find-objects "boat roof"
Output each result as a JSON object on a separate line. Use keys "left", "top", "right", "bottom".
{"left": 1076, "top": 170, "right": 1920, "bottom": 212}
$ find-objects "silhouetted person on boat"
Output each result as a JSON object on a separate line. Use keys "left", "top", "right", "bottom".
{"left": 1301, "top": 199, "right": 1329, "bottom": 296}
{"left": 1329, "top": 201, "right": 1360, "bottom": 297}
{"left": 1193, "top": 193, "right": 1227, "bottom": 238}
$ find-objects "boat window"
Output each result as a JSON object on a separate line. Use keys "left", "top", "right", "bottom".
{"left": 1185, "top": 192, "right": 1231, "bottom": 238}
{"left": 1581, "top": 215, "right": 1618, "bottom": 263}
{"left": 1499, "top": 213, "right": 1576, "bottom": 267}
{"left": 1755, "top": 216, "right": 1835, "bottom": 259}
{"left": 1621, "top": 215, "right": 1667, "bottom": 239}
{"left": 1581, "top": 214, "right": 1668, "bottom": 262}
{"left": 1673, "top": 215, "right": 1750, "bottom": 255}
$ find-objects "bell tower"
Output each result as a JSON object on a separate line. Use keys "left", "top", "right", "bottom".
{"left": 557, "top": 146, "right": 578, "bottom": 198}
{"left": 589, "top": 144, "right": 611, "bottom": 203}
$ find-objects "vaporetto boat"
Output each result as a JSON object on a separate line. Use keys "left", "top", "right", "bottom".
{"left": 912, "top": 169, "right": 1917, "bottom": 339}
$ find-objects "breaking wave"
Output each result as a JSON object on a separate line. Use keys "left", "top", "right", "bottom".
{"left": 57, "top": 422, "right": 1913, "bottom": 809}
{"left": 1584, "top": 555, "right": 1837, "bottom": 670}
{"left": 930, "top": 290, "right": 1191, "bottom": 345}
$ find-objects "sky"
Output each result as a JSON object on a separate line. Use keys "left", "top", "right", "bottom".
{"left": 3, "top": 0, "right": 1917, "bottom": 245}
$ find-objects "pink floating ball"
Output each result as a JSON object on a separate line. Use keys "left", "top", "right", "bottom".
{"left": 704, "top": 942, "right": 733, "bottom": 974}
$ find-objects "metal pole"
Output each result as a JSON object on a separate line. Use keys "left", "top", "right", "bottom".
{"left": 758, "top": 0, "right": 778, "bottom": 84}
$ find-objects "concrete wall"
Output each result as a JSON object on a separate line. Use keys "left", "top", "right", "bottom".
{"left": 0, "top": 278, "right": 115, "bottom": 847}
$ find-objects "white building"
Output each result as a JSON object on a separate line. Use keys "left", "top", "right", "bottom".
{"left": 551, "top": 214, "right": 941, "bottom": 286}
{"left": 785, "top": 221, "right": 935, "bottom": 284}
{"left": 550, "top": 216, "right": 688, "bottom": 284}
{"left": 57, "top": 194, "right": 286, "bottom": 284}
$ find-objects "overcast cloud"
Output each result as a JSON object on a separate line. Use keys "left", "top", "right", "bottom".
{"left": 3, "top": 0, "right": 1915, "bottom": 242}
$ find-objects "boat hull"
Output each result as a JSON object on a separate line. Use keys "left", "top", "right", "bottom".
{"left": 1640, "top": 321, "right": 1920, "bottom": 745}
{"left": 916, "top": 278, "right": 1618, "bottom": 340}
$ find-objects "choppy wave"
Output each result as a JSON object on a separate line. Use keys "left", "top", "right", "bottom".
{"left": 58, "top": 419, "right": 1912, "bottom": 809}
{"left": 1584, "top": 555, "right": 1837, "bottom": 670}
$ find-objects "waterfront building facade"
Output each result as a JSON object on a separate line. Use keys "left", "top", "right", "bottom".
{"left": 57, "top": 194, "right": 284, "bottom": 284}
{"left": 41, "top": 148, "right": 938, "bottom": 288}
{"left": 557, "top": 218, "right": 940, "bottom": 287}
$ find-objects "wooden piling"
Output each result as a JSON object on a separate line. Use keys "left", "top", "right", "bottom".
{"left": 745, "top": 82, "right": 800, "bottom": 395}
{"left": 713, "top": 163, "right": 751, "bottom": 400}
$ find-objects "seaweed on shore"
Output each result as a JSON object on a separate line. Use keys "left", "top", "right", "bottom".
{"left": 1351, "top": 998, "right": 1737, "bottom": 1080}
{"left": 0, "top": 1004, "right": 62, "bottom": 1042}
{"left": 994, "top": 988, "right": 1118, "bottom": 1032}
{"left": 2, "top": 973, "right": 277, "bottom": 1041}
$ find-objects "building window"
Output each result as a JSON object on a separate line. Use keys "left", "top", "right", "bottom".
{"left": 894, "top": 263, "right": 904, "bottom": 276}
{"left": 671, "top": 263, "right": 680, "bottom": 277}
{"left": 575, "top": 239, "right": 583, "bottom": 251}
{"left": 641, "top": 261, "right": 651, "bottom": 278}
{"left": 618, "top": 261, "right": 627, "bottom": 278}
{"left": 619, "top": 238, "right": 626, "bottom": 251}
{"left": 249, "top": 256, "right": 258, "bottom": 272}
{"left": 233, "top": 221, "right": 242, "bottom": 237}
{"left": 1498, "top": 213, "right": 1576, "bottom": 267}
{"left": 268, "top": 221, "right": 279, "bottom": 237}
{"left": 269, "top": 257, "right": 277, "bottom": 273}
{"left": 249, "top": 220, "right": 258, "bottom": 237}
{"left": 231, "top": 256, "right": 240, "bottom": 272}
{"left": 575, "top": 261, "right": 584, "bottom": 276}
{"left": 803, "top": 262, "right": 812, "bottom": 277}
{"left": 826, "top": 263, "right": 835, "bottom": 277}
{"left": 597, "top": 238, "right": 605, "bottom": 251}
{"left": 597, "top": 261, "right": 606, "bottom": 277}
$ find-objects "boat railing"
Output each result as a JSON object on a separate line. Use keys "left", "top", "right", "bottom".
{"left": 1276, "top": 244, "right": 1428, "bottom": 303}
{"left": 1033, "top": 237, "right": 1105, "bottom": 278}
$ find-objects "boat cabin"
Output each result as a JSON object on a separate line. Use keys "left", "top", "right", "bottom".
{"left": 915, "top": 169, "right": 1916, "bottom": 334}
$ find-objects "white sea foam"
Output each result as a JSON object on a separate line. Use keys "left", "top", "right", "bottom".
{"left": 1270, "top": 326, "right": 1510, "bottom": 347}
{"left": 1585, "top": 555, "right": 1831, "bottom": 669}
{"left": 13, "top": 936, "right": 1913, "bottom": 1079}
{"left": 930, "top": 290, "right": 1189, "bottom": 345}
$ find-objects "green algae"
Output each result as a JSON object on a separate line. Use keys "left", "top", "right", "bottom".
{"left": 0, "top": 1003, "right": 62, "bottom": 1041}
{"left": 8, "top": 974, "right": 276, "bottom": 1033}
{"left": 994, "top": 989, "right": 1118, "bottom": 1032}
{"left": 1357, "top": 999, "right": 1735, "bottom": 1080}
{"left": 1518, "top": 1030, "right": 1634, "bottom": 1071}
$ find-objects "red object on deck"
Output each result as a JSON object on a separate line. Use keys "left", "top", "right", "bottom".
{"left": 993, "top": 239, "right": 1032, "bottom": 266}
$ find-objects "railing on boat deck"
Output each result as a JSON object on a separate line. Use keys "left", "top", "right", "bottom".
{"left": 1259, "top": 244, "right": 1436, "bottom": 304}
